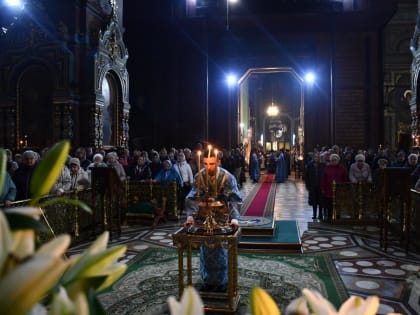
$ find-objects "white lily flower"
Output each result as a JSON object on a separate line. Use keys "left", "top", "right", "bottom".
{"left": 35, "top": 234, "right": 71, "bottom": 258}
{"left": 84, "top": 230, "right": 109, "bottom": 255}
{"left": 0, "top": 255, "right": 70, "bottom": 314}
{"left": 49, "top": 286, "right": 76, "bottom": 315}
{"left": 167, "top": 286, "right": 204, "bottom": 315}
{"left": 4, "top": 207, "right": 43, "bottom": 218}
{"left": 301, "top": 288, "right": 337, "bottom": 315}
{"left": 285, "top": 296, "right": 310, "bottom": 315}
{"left": 11, "top": 230, "right": 35, "bottom": 259}
{"left": 338, "top": 295, "right": 379, "bottom": 315}
{"left": 0, "top": 211, "right": 13, "bottom": 275}
{"left": 73, "top": 291, "right": 89, "bottom": 315}
{"left": 28, "top": 303, "right": 48, "bottom": 315}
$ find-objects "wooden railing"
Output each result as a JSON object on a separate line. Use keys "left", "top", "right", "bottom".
{"left": 332, "top": 182, "right": 379, "bottom": 223}
{"left": 1, "top": 180, "right": 179, "bottom": 243}
{"left": 125, "top": 180, "right": 179, "bottom": 224}
{"left": 410, "top": 189, "right": 420, "bottom": 252}
{"left": 1, "top": 189, "right": 94, "bottom": 244}
{"left": 333, "top": 180, "right": 420, "bottom": 253}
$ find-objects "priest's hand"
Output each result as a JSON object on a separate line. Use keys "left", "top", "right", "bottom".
{"left": 230, "top": 218, "right": 239, "bottom": 231}
{"left": 183, "top": 215, "right": 194, "bottom": 229}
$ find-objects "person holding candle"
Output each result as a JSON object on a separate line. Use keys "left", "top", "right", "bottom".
{"left": 184, "top": 147, "right": 242, "bottom": 292}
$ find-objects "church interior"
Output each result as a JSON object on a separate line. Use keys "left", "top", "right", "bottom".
{"left": 1, "top": 0, "right": 420, "bottom": 314}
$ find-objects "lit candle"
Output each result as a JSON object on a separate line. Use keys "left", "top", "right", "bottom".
{"left": 214, "top": 149, "right": 218, "bottom": 196}
{"left": 196, "top": 151, "right": 201, "bottom": 197}
{"left": 205, "top": 164, "right": 209, "bottom": 195}
{"left": 208, "top": 145, "right": 212, "bottom": 158}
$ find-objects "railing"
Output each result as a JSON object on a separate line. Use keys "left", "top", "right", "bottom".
{"left": 125, "top": 180, "right": 179, "bottom": 223}
{"left": 333, "top": 181, "right": 420, "bottom": 253}
{"left": 1, "top": 180, "right": 179, "bottom": 243}
{"left": 410, "top": 189, "right": 420, "bottom": 252}
{"left": 332, "top": 182, "right": 379, "bottom": 223}
{"left": 1, "top": 189, "right": 94, "bottom": 244}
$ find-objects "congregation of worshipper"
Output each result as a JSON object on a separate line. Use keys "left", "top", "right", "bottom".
{"left": 1, "top": 0, "right": 420, "bottom": 314}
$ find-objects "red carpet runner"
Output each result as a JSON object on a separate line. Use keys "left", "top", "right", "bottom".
{"left": 243, "top": 174, "right": 275, "bottom": 216}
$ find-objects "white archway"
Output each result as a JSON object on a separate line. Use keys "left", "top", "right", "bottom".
{"left": 237, "top": 67, "right": 305, "bottom": 158}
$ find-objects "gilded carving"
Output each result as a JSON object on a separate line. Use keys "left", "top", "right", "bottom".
{"left": 410, "top": 14, "right": 420, "bottom": 148}
{"left": 94, "top": 3, "right": 129, "bottom": 148}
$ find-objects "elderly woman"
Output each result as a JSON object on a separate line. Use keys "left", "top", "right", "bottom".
{"left": 12, "top": 150, "right": 38, "bottom": 200}
{"left": 0, "top": 173, "right": 16, "bottom": 206}
{"left": 154, "top": 160, "right": 182, "bottom": 187}
{"left": 348, "top": 153, "right": 372, "bottom": 183}
{"left": 106, "top": 151, "right": 127, "bottom": 182}
{"left": 321, "top": 154, "right": 348, "bottom": 222}
{"left": 69, "top": 158, "right": 90, "bottom": 190}
{"left": 88, "top": 153, "right": 107, "bottom": 169}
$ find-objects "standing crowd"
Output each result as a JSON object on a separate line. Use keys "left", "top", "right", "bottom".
{"left": 303, "top": 145, "right": 420, "bottom": 222}
{"left": 2, "top": 143, "right": 419, "bottom": 220}
{"left": 1, "top": 143, "right": 250, "bottom": 215}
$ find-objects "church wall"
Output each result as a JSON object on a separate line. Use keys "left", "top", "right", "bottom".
{"left": 383, "top": 0, "right": 417, "bottom": 151}
{"left": 334, "top": 31, "right": 382, "bottom": 150}
{"left": 0, "top": 0, "right": 129, "bottom": 151}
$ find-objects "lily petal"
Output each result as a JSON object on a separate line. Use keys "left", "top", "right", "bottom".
{"left": 0, "top": 211, "right": 13, "bottom": 274}
{"left": 95, "top": 263, "right": 128, "bottom": 292}
{"left": 11, "top": 230, "right": 35, "bottom": 259}
{"left": 35, "top": 234, "right": 71, "bottom": 258}
{"left": 285, "top": 296, "right": 310, "bottom": 315}
{"left": 0, "top": 255, "right": 70, "bottom": 314}
{"left": 73, "top": 292, "right": 89, "bottom": 315}
{"left": 302, "top": 288, "right": 337, "bottom": 315}
{"left": 60, "top": 244, "right": 126, "bottom": 285}
{"left": 4, "top": 207, "right": 43, "bottom": 218}
{"left": 84, "top": 231, "right": 109, "bottom": 255}
{"left": 168, "top": 286, "right": 204, "bottom": 315}
{"left": 340, "top": 295, "right": 379, "bottom": 315}
{"left": 250, "top": 287, "right": 280, "bottom": 315}
{"left": 50, "top": 286, "right": 76, "bottom": 315}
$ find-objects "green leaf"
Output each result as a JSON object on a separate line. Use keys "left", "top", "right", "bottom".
{"left": 5, "top": 213, "right": 48, "bottom": 232}
{"left": 65, "top": 276, "right": 108, "bottom": 299}
{"left": 87, "top": 289, "right": 107, "bottom": 315}
{"left": 39, "top": 197, "right": 92, "bottom": 214}
{"left": 0, "top": 148, "right": 7, "bottom": 196}
{"left": 30, "top": 140, "right": 70, "bottom": 204}
{"left": 60, "top": 245, "right": 126, "bottom": 286}
{"left": 95, "top": 263, "right": 127, "bottom": 292}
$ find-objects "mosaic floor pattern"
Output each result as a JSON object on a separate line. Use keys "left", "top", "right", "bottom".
{"left": 67, "top": 173, "right": 420, "bottom": 315}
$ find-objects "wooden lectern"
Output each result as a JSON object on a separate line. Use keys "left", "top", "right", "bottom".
{"left": 172, "top": 228, "right": 241, "bottom": 314}
{"left": 380, "top": 167, "right": 411, "bottom": 252}
{"left": 91, "top": 167, "right": 122, "bottom": 238}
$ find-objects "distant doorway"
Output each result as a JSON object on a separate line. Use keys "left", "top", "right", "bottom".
{"left": 18, "top": 65, "right": 53, "bottom": 150}
{"left": 101, "top": 72, "right": 120, "bottom": 146}
{"left": 237, "top": 67, "right": 305, "bottom": 157}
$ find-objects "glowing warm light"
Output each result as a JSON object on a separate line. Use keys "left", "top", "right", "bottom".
{"left": 266, "top": 104, "right": 279, "bottom": 117}
{"left": 229, "top": 0, "right": 238, "bottom": 3}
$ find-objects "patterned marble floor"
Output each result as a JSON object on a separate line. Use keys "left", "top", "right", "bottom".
{"left": 68, "top": 173, "right": 420, "bottom": 315}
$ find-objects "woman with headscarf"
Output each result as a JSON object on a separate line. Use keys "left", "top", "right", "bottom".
{"left": 348, "top": 153, "right": 372, "bottom": 183}
{"left": 321, "top": 153, "right": 347, "bottom": 222}
{"left": 13, "top": 150, "right": 38, "bottom": 200}
{"left": 106, "top": 151, "right": 127, "bottom": 182}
